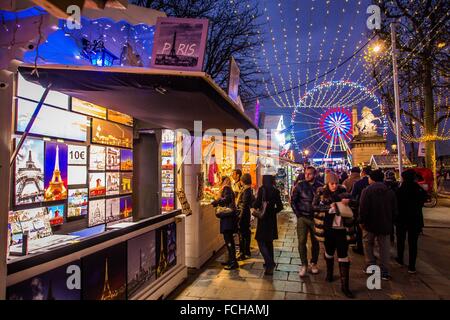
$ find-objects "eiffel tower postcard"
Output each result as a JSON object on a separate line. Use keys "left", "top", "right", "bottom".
{"left": 82, "top": 243, "right": 126, "bottom": 300}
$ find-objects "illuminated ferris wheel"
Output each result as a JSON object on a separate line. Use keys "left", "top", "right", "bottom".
{"left": 294, "top": 107, "right": 353, "bottom": 163}
{"left": 290, "top": 81, "right": 387, "bottom": 164}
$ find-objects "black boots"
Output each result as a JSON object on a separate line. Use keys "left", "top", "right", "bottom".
{"left": 325, "top": 256, "right": 334, "bottom": 282}
{"left": 339, "top": 262, "right": 354, "bottom": 299}
{"left": 224, "top": 240, "right": 239, "bottom": 270}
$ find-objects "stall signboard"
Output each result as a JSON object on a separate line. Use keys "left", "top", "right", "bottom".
{"left": 150, "top": 17, "right": 209, "bottom": 71}
{"left": 228, "top": 57, "right": 240, "bottom": 103}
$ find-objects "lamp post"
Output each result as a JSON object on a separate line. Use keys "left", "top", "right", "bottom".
{"left": 391, "top": 22, "right": 404, "bottom": 176}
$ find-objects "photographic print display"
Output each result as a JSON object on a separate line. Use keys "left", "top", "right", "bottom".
{"left": 68, "top": 145, "right": 87, "bottom": 165}
{"left": 17, "top": 98, "right": 87, "bottom": 142}
{"left": 47, "top": 204, "right": 65, "bottom": 226}
{"left": 17, "top": 73, "right": 69, "bottom": 110}
{"left": 91, "top": 118, "right": 133, "bottom": 149}
{"left": 150, "top": 17, "right": 209, "bottom": 71}
{"left": 7, "top": 261, "right": 81, "bottom": 300}
{"left": 15, "top": 138, "right": 44, "bottom": 205}
{"left": 71, "top": 97, "right": 107, "bottom": 119}
{"left": 167, "top": 222, "right": 177, "bottom": 267}
{"left": 67, "top": 188, "right": 88, "bottom": 218}
{"left": 161, "top": 130, "right": 175, "bottom": 212}
{"left": 108, "top": 110, "right": 133, "bottom": 127}
{"left": 89, "top": 172, "right": 106, "bottom": 197}
{"left": 120, "top": 196, "right": 133, "bottom": 219}
{"left": 9, "top": 207, "right": 52, "bottom": 245}
{"left": 120, "top": 149, "right": 133, "bottom": 171}
{"left": 106, "top": 198, "right": 120, "bottom": 223}
{"left": 127, "top": 231, "right": 156, "bottom": 298}
{"left": 89, "top": 145, "right": 106, "bottom": 171}
{"left": 120, "top": 173, "right": 133, "bottom": 194}
{"left": 106, "top": 172, "right": 120, "bottom": 196}
{"left": 88, "top": 199, "right": 105, "bottom": 227}
{"left": 106, "top": 147, "right": 120, "bottom": 171}
{"left": 44, "top": 142, "right": 68, "bottom": 202}
{"left": 155, "top": 226, "right": 169, "bottom": 278}
{"left": 82, "top": 242, "right": 126, "bottom": 300}
{"left": 68, "top": 165, "right": 87, "bottom": 185}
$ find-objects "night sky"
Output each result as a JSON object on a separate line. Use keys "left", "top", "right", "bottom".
{"left": 253, "top": 0, "right": 386, "bottom": 159}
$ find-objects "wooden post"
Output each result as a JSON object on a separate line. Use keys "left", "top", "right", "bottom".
{"left": 0, "top": 69, "right": 14, "bottom": 299}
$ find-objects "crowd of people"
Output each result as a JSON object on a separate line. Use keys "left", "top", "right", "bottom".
{"left": 211, "top": 165, "right": 427, "bottom": 299}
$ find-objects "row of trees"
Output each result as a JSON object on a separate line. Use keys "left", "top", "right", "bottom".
{"left": 366, "top": 0, "right": 449, "bottom": 189}
{"left": 133, "top": 0, "right": 265, "bottom": 112}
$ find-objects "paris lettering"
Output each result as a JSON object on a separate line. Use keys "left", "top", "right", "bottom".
{"left": 161, "top": 42, "right": 197, "bottom": 56}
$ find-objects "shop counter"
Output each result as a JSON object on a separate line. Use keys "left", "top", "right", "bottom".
{"left": 6, "top": 210, "right": 188, "bottom": 300}
{"left": 184, "top": 203, "right": 223, "bottom": 269}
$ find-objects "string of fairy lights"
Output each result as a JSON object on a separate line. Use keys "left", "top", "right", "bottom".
{"left": 255, "top": 0, "right": 448, "bottom": 154}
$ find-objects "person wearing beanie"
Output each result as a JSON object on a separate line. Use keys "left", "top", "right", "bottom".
{"left": 313, "top": 172, "right": 356, "bottom": 298}
{"left": 343, "top": 167, "right": 361, "bottom": 193}
{"left": 359, "top": 169, "right": 398, "bottom": 280}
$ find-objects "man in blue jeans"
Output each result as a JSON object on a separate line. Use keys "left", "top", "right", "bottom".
{"left": 291, "top": 167, "right": 323, "bottom": 277}
{"left": 359, "top": 169, "right": 397, "bottom": 280}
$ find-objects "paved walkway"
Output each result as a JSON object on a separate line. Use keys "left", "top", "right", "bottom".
{"left": 171, "top": 209, "right": 450, "bottom": 300}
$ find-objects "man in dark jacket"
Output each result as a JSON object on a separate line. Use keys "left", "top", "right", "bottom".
{"left": 395, "top": 169, "right": 427, "bottom": 273}
{"left": 350, "top": 166, "right": 371, "bottom": 254}
{"left": 291, "top": 166, "right": 323, "bottom": 277}
{"left": 359, "top": 169, "right": 397, "bottom": 280}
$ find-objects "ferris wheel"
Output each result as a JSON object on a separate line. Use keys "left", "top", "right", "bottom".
{"left": 294, "top": 107, "right": 353, "bottom": 163}
{"left": 290, "top": 80, "right": 387, "bottom": 164}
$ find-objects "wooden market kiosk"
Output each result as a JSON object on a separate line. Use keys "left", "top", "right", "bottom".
{"left": 0, "top": 63, "right": 257, "bottom": 299}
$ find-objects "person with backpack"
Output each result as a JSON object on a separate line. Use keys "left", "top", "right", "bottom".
{"left": 236, "top": 173, "right": 254, "bottom": 260}
{"left": 252, "top": 175, "right": 284, "bottom": 275}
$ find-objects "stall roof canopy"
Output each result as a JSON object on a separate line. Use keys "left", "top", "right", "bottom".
{"left": 369, "top": 155, "right": 414, "bottom": 169}
{"left": 18, "top": 64, "right": 257, "bottom": 131}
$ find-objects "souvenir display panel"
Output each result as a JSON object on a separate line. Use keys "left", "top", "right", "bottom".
{"left": 161, "top": 130, "right": 175, "bottom": 212}
{"left": 11, "top": 77, "right": 135, "bottom": 255}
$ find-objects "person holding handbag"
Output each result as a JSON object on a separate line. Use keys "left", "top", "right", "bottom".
{"left": 252, "top": 175, "right": 284, "bottom": 275}
{"left": 212, "top": 176, "right": 239, "bottom": 270}
{"left": 313, "top": 172, "right": 355, "bottom": 298}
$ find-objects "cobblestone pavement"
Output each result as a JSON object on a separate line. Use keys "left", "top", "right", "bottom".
{"left": 171, "top": 209, "right": 450, "bottom": 300}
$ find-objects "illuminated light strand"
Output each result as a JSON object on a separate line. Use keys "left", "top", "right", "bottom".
{"left": 300, "top": 0, "right": 332, "bottom": 108}
{"left": 277, "top": 1, "right": 298, "bottom": 107}
{"left": 260, "top": 2, "right": 290, "bottom": 107}
{"left": 263, "top": 0, "right": 292, "bottom": 107}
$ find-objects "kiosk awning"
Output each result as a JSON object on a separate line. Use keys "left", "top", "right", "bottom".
{"left": 18, "top": 64, "right": 257, "bottom": 131}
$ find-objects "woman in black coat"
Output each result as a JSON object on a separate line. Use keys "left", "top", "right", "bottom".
{"left": 212, "top": 176, "right": 239, "bottom": 270}
{"left": 252, "top": 175, "right": 283, "bottom": 275}
{"left": 236, "top": 173, "right": 254, "bottom": 260}
{"left": 395, "top": 169, "right": 427, "bottom": 273}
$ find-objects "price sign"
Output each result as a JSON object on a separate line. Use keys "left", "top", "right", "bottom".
{"left": 68, "top": 145, "right": 87, "bottom": 165}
